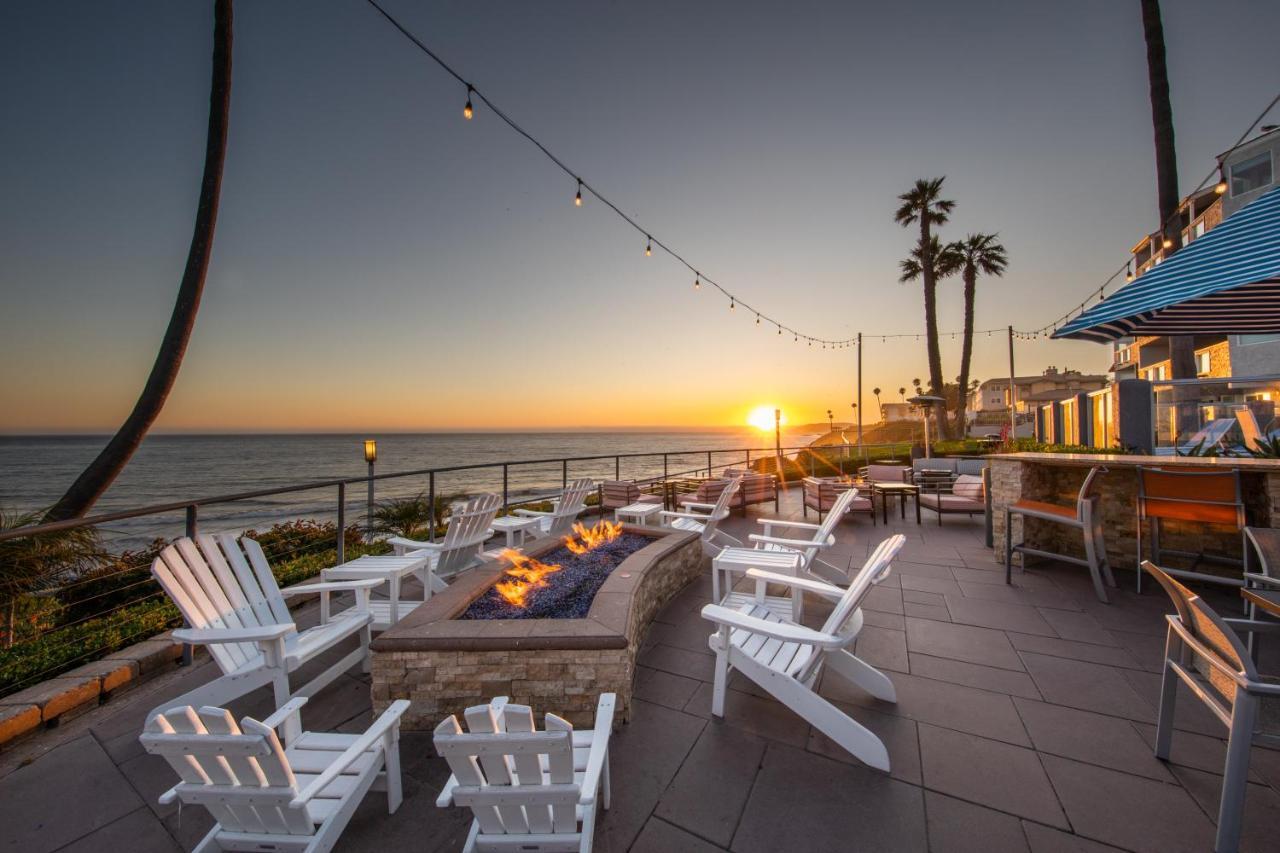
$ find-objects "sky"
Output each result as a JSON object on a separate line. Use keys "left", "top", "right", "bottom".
{"left": 1, "top": 0, "right": 1278, "bottom": 433}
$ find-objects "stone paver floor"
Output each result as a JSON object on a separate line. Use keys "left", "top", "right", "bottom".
{"left": 2, "top": 485, "right": 1279, "bottom": 852}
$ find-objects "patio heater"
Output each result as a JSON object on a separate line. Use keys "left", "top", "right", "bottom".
{"left": 363, "top": 439, "right": 377, "bottom": 543}
{"left": 908, "top": 396, "right": 945, "bottom": 458}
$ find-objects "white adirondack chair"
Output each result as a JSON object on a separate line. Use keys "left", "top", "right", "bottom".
{"left": 151, "top": 532, "right": 381, "bottom": 742}
{"left": 741, "top": 486, "right": 862, "bottom": 587}
{"left": 511, "top": 478, "right": 595, "bottom": 539}
{"left": 141, "top": 697, "right": 410, "bottom": 853}
{"left": 385, "top": 492, "right": 504, "bottom": 592}
{"left": 434, "top": 693, "right": 616, "bottom": 853}
{"left": 659, "top": 475, "right": 743, "bottom": 558}
{"left": 700, "top": 534, "right": 906, "bottom": 771}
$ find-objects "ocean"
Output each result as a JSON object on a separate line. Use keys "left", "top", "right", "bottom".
{"left": 0, "top": 431, "right": 817, "bottom": 547}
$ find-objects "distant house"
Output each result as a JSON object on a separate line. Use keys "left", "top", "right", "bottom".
{"left": 879, "top": 402, "right": 914, "bottom": 423}
{"left": 968, "top": 367, "right": 1107, "bottom": 416}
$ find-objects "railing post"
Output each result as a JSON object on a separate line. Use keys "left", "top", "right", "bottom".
{"left": 181, "top": 505, "right": 198, "bottom": 666}
{"left": 502, "top": 463, "right": 509, "bottom": 509}
{"left": 615, "top": 456, "right": 620, "bottom": 480}
{"left": 663, "top": 453, "right": 668, "bottom": 482}
{"left": 562, "top": 459, "right": 568, "bottom": 489}
{"left": 336, "top": 482, "right": 346, "bottom": 564}
{"left": 707, "top": 450, "right": 713, "bottom": 478}
{"left": 428, "top": 472, "right": 436, "bottom": 542}
{"left": 745, "top": 449, "right": 750, "bottom": 470}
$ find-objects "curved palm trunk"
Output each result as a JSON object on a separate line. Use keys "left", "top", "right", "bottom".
{"left": 1141, "top": 0, "right": 1197, "bottom": 436}
{"left": 954, "top": 266, "right": 977, "bottom": 436}
{"left": 918, "top": 223, "right": 951, "bottom": 438}
{"left": 43, "top": 0, "right": 233, "bottom": 523}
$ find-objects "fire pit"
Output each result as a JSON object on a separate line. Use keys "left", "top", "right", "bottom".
{"left": 370, "top": 519, "right": 703, "bottom": 729}
{"left": 463, "top": 521, "right": 650, "bottom": 620}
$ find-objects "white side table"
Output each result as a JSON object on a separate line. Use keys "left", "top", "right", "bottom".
{"left": 322, "top": 553, "right": 433, "bottom": 631}
{"left": 711, "top": 546, "right": 805, "bottom": 622}
{"left": 615, "top": 501, "right": 664, "bottom": 527}
{"left": 491, "top": 515, "right": 542, "bottom": 548}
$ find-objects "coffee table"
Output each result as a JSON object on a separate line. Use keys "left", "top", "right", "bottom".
{"left": 491, "top": 515, "right": 542, "bottom": 548}
{"left": 872, "top": 482, "right": 921, "bottom": 524}
{"left": 615, "top": 501, "right": 663, "bottom": 526}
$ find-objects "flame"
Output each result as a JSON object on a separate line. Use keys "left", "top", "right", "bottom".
{"left": 493, "top": 548, "right": 563, "bottom": 608}
{"left": 563, "top": 519, "right": 624, "bottom": 555}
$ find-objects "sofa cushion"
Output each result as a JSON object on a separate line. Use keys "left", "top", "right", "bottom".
{"left": 864, "top": 464, "right": 910, "bottom": 484}
{"left": 956, "top": 459, "right": 989, "bottom": 477}
{"left": 953, "top": 474, "right": 984, "bottom": 500}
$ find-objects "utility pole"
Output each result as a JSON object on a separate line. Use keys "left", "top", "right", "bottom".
{"left": 1007, "top": 325, "right": 1017, "bottom": 441}
{"left": 856, "top": 333, "right": 864, "bottom": 452}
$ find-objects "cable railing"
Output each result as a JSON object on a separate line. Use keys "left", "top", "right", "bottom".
{"left": 0, "top": 439, "right": 910, "bottom": 696}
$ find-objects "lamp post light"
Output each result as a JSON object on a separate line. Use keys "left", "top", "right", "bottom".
{"left": 774, "top": 408, "right": 782, "bottom": 481}
{"left": 363, "top": 439, "right": 377, "bottom": 543}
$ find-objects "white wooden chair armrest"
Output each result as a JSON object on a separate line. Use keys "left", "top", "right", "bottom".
{"left": 172, "top": 624, "right": 295, "bottom": 645}
{"left": 681, "top": 501, "right": 718, "bottom": 511}
{"left": 743, "top": 569, "right": 845, "bottom": 600}
{"left": 280, "top": 578, "right": 384, "bottom": 596}
{"left": 757, "top": 518, "right": 823, "bottom": 531}
{"left": 659, "top": 510, "right": 712, "bottom": 522}
{"left": 257, "top": 697, "right": 309, "bottom": 733}
{"left": 511, "top": 508, "right": 553, "bottom": 518}
{"left": 387, "top": 536, "right": 447, "bottom": 553}
{"left": 748, "top": 533, "right": 834, "bottom": 550}
{"left": 290, "top": 699, "right": 411, "bottom": 808}
{"left": 578, "top": 693, "right": 617, "bottom": 806}
{"left": 700, "top": 604, "right": 843, "bottom": 648}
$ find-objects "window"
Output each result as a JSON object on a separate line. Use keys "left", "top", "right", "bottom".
{"left": 1196, "top": 351, "right": 1211, "bottom": 376}
{"left": 1231, "top": 152, "right": 1273, "bottom": 197}
{"left": 1146, "top": 364, "right": 1167, "bottom": 381}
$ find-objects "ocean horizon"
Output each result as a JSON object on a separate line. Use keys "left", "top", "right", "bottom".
{"left": 0, "top": 430, "right": 821, "bottom": 546}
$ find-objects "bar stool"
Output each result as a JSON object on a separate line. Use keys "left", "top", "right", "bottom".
{"left": 1005, "top": 466, "right": 1115, "bottom": 603}
{"left": 1136, "top": 466, "right": 1246, "bottom": 594}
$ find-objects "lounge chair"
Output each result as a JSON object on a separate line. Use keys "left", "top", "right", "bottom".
{"left": 141, "top": 697, "right": 410, "bottom": 853}
{"left": 599, "top": 480, "right": 662, "bottom": 511}
{"left": 918, "top": 473, "right": 986, "bottom": 525}
{"left": 803, "top": 476, "right": 875, "bottom": 523}
{"left": 434, "top": 693, "right": 616, "bottom": 853}
{"left": 512, "top": 478, "right": 595, "bottom": 539}
{"left": 150, "top": 533, "right": 382, "bottom": 743}
{"left": 700, "top": 534, "right": 906, "bottom": 771}
{"left": 384, "top": 492, "right": 503, "bottom": 589}
{"left": 660, "top": 475, "right": 743, "bottom": 558}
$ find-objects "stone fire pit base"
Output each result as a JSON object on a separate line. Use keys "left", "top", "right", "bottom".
{"left": 370, "top": 526, "right": 702, "bottom": 729}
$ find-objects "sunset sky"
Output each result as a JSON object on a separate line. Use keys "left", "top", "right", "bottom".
{"left": 2, "top": 1, "right": 1278, "bottom": 433}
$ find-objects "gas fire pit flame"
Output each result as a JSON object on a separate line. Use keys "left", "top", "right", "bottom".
{"left": 563, "top": 520, "right": 624, "bottom": 555}
{"left": 493, "top": 549, "right": 563, "bottom": 608}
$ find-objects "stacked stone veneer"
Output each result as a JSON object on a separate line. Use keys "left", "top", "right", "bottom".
{"left": 371, "top": 526, "right": 702, "bottom": 730}
{"left": 992, "top": 454, "right": 1280, "bottom": 576}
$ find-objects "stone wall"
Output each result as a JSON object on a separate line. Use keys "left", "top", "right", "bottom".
{"left": 992, "top": 456, "right": 1277, "bottom": 577}
{"left": 372, "top": 527, "right": 703, "bottom": 730}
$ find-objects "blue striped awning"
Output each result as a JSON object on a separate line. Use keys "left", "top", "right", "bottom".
{"left": 1053, "top": 185, "right": 1280, "bottom": 342}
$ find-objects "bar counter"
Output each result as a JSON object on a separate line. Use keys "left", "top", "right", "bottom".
{"left": 990, "top": 452, "right": 1280, "bottom": 573}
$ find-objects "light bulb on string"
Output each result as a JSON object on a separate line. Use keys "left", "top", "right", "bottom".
{"left": 1215, "top": 167, "right": 1228, "bottom": 195}
{"left": 645, "top": 237, "right": 652, "bottom": 256}
{"left": 1126, "top": 261, "right": 1134, "bottom": 282}
{"left": 777, "top": 325, "right": 782, "bottom": 336}
{"left": 755, "top": 313, "right": 760, "bottom": 326}
{"left": 463, "top": 86, "right": 474, "bottom": 120}
{"left": 694, "top": 273, "right": 700, "bottom": 291}
{"left": 729, "top": 297, "right": 735, "bottom": 311}
{"left": 574, "top": 180, "right": 583, "bottom": 207}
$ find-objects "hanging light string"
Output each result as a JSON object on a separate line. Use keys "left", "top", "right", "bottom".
{"left": 365, "top": 2, "right": 1278, "bottom": 347}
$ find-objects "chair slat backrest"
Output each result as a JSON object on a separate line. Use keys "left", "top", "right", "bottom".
{"left": 142, "top": 705, "right": 311, "bottom": 838}
{"left": 1141, "top": 561, "right": 1257, "bottom": 700}
{"left": 601, "top": 481, "right": 640, "bottom": 509}
{"left": 436, "top": 493, "right": 502, "bottom": 576}
{"left": 434, "top": 701, "right": 580, "bottom": 839}
{"left": 700, "top": 476, "right": 742, "bottom": 540}
{"left": 819, "top": 534, "right": 906, "bottom": 643}
{"left": 542, "top": 479, "right": 594, "bottom": 538}
{"left": 1138, "top": 466, "right": 1244, "bottom": 527}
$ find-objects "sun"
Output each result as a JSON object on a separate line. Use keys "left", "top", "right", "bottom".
{"left": 747, "top": 406, "right": 783, "bottom": 432}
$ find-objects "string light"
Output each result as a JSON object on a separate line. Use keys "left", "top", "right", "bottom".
{"left": 755, "top": 313, "right": 760, "bottom": 325}
{"left": 1126, "top": 261, "right": 1134, "bottom": 282}
{"left": 729, "top": 297, "right": 735, "bottom": 311}
{"left": 694, "top": 273, "right": 700, "bottom": 290}
{"left": 363, "top": 1, "right": 1279, "bottom": 351}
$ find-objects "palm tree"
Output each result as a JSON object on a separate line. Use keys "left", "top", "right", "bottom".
{"left": 1140, "top": 0, "right": 1197, "bottom": 436}
{"left": 898, "top": 386, "right": 906, "bottom": 401}
{"left": 895, "top": 177, "right": 955, "bottom": 433}
{"left": 1, "top": 507, "right": 104, "bottom": 647}
{"left": 941, "top": 234, "right": 1007, "bottom": 435}
{"left": 872, "top": 387, "right": 882, "bottom": 415}
{"left": 43, "top": 0, "right": 233, "bottom": 523}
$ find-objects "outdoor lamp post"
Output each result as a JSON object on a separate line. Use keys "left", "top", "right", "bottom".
{"left": 774, "top": 408, "right": 782, "bottom": 479}
{"left": 363, "top": 439, "right": 377, "bottom": 543}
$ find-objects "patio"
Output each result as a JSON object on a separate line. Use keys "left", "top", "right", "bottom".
{"left": 2, "top": 485, "right": 1279, "bottom": 853}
